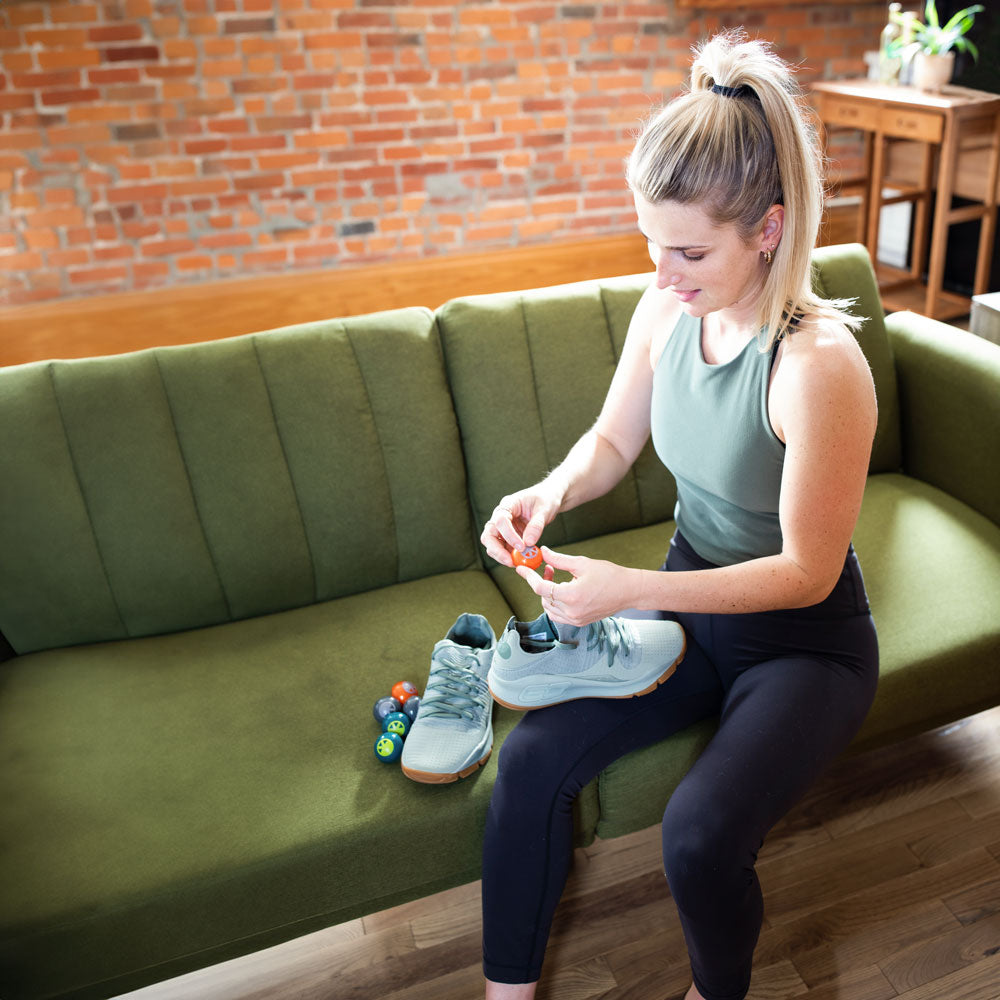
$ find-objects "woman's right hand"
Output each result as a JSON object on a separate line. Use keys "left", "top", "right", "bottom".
{"left": 480, "top": 484, "right": 563, "bottom": 567}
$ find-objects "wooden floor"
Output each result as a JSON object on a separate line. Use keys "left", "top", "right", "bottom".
{"left": 121, "top": 704, "right": 1000, "bottom": 1000}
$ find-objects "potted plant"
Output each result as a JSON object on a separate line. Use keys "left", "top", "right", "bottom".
{"left": 891, "top": 1, "right": 984, "bottom": 92}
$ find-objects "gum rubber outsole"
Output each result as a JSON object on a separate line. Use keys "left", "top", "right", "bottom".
{"left": 400, "top": 748, "right": 492, "bottom": 784}
{"left": 489, "top": 635, "right": 686, "bottom": 712}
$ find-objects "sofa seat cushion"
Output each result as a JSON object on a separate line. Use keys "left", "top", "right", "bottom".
{"left": 851, "top": 473, "right": 1000, "bottom": 749}
{"left": 0, "top": 569, "right": 534, "bottom": 1000}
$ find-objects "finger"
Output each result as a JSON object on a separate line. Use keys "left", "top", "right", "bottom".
{"left": 490, "top": 509, "right": 526, "bottom": 553}
{"left": 481, "top": 521, "right": 516, "bottom": 566}
{"left": 538, "top": 546, "right": 580, "bottom": 575}
{"left": 514, "top": 563, "right": 548, "bottom": 597}
{"left": 521, "top": 511, "right": 548, "bottom": 548}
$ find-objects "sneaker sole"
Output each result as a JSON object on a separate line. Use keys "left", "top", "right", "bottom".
{"left": 401, "top": 747, "right": 492, "bottom": 784}
{"left": 489, "top": 635, "right": 686, "bottom": 711}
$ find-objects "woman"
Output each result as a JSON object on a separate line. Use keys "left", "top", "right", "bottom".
{"left": 478, "top": 30, "right": 880, "bottom": 1000}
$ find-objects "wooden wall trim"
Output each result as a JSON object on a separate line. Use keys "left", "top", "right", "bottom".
{"left": 0, "top": 234, "right": 653, "bottom": 368}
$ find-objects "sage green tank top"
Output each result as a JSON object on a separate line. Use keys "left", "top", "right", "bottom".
{"left": 650, "top": 311, "right": 786, "bottom": 567}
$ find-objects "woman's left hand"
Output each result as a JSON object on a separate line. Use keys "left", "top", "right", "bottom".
{"left": 517, "top": 546, "right": 646, "bottom": 626}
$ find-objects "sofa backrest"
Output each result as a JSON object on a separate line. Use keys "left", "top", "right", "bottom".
{"left": 0, "top": 308, "right": 477, "bottom": 654}
{"left": 438, "top": 273, "right": 675, "bottom": 554}
{"left": 438, "top": 243, "right": 901, "bottom": 557}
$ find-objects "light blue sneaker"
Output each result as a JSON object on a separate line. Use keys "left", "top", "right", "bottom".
{"left": 401, "top": 613, "right": 496, "bottom": 784}
{"left": 488, "top": 612, "right": 685, "bottom": 710}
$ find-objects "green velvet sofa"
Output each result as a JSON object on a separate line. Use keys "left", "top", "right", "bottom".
{"left": 1, "top": 243, "right": 998, "bottom": 999}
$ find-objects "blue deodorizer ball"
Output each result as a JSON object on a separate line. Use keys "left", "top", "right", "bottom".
{"left": 382, "top": 711, "right": 410, "bottom": 738}
{"left": 402, "top": 695, "right": 420, "bottom": 721}
{"left": 373, "top": 695, "right": 402, "bottom": 724}
{"left": 373, "top": 731, "right": 404, "bottom": 763}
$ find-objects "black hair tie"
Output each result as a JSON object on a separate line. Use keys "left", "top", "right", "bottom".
{"left": 711, "top": 83, "right": 753, "bottom": 98}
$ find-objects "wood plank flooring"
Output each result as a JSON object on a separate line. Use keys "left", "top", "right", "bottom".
{"left": 122, "top": 704, "right": 1000, "bottom": 1000}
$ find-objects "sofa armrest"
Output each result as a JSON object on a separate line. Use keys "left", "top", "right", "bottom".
{"left": 885, "top": 309, "right": 1000, "bottom": 525}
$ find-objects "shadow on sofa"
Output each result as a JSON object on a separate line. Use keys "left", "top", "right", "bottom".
{"left": 1, "top": 243, "right": 998, "bottom": 999}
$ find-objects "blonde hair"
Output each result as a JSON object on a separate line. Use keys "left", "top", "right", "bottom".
{"left": 626, "top": 30, "right": 861, "bottom": 347}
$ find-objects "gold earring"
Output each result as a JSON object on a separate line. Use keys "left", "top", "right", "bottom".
{"left": 763, "top": 246, "right": 774, "bottom": 265}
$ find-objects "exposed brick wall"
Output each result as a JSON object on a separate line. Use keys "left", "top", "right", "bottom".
{"left": 1, "top": 0, "right": 885, "bottom": 305}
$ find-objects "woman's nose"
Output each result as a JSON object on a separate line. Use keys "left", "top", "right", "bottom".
{"left": 654, "top": 253, "right": 680, "bottom": 290}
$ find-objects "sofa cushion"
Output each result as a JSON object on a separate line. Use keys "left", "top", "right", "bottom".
{"left": 887, "top": 310, "right": 1000, "bottom": 526}
{"left": 850, "top": 473, "right": 1000, "bottom": 748}
{"left": 0, "top": 308, "right": 477, "bottom": 653}
{"left": 438, "top": 274, "right": 678, "bottom": 556}
{"left": 0, "top": 569, "right": 541, "bottom": 1000}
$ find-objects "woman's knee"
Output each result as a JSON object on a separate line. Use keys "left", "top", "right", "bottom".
{"left": 490, "top": 718, "right": 581, "bottom": 816}
{"left": 661, "top": 788, "right": 751, "bottom": 911}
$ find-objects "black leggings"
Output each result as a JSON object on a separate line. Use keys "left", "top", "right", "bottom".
{"left": 481, "top": 532, "right": 878, "bottom": 999}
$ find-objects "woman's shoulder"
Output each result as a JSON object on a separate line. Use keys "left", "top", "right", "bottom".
{"left": 778, "top": 313, "right": 871, "bottom": 380}
{"left": 771, "top": 313, "right": 877, "bottom": 436}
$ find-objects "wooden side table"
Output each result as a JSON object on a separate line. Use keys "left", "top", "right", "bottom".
{"left": 812, "top": 79, "right": 1000, "bottom": 321}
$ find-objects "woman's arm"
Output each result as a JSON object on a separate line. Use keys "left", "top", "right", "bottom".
{"left": 482, "top": 283, "right": 667, "bottom": 562}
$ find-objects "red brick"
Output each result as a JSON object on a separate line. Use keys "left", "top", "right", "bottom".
{"left": 175, "top": 255, "right": 215, "bottom": 272}
{"left": 24, "top": 28, "right": 88, "bottom": 47}
{"left": 68, "top": 265, "right": 130, "bottom": 285}
{"left": 38, "top": 49, "right": 103, "bottom": 71}
{"left": 141, "top": 237, "right": 196, "bottom": 257}
{"left": 199, "top": 231, "right": 253, "bottom": 249}
{"left": 89, "top": 24, "right": 145, "bottom": 43}
{"left": 50, "top": 5, "right": 101, "bottom": 24}
{"left": 102, "top": 45, "right": 161, "bottom": 63}
{"left": 0, "top": 93, "right": 35, "bottom": 112}
{"left": 6, "top": 7, "right": 46, "bottom": 27}
{"left": 170, "top": 178, "right": 230, "bottom": 197}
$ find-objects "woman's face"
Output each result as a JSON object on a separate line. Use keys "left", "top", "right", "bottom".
{"left": 634, "top": 193, "right": 777, "bottom": 320}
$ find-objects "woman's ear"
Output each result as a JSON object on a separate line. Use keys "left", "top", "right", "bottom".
{"left": 761, "top": 204, "right": 784, "bottom": 249}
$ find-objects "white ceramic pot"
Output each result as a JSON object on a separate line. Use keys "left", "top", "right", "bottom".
{"left": 913, "top": 50, "right": 955, "bottom": 92}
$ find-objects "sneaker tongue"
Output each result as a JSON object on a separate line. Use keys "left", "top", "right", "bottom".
{"left": 515, "top": 613, "right": 588, "bottom": 648}
{"left": 516, "top": 612, "right": 559, "bottom": 645}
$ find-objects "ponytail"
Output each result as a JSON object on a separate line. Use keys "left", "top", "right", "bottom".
{"left": 626, "top": 29, "right": 861, "bottom": 346}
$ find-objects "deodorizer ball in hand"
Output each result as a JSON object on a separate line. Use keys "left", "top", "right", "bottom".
{"left": 512, "top": 545, "right": 544, "bottom": 570}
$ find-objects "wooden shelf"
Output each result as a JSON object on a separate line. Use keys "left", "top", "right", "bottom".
{"left": 875, "top": 263, "right": 971, "bottom": 320}
{"left": 813, "top": 80, "right": 1000, "bottom": 322}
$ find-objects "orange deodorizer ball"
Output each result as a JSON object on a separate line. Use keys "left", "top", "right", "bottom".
{"left": 512, "top": 545, "right": 544, "bottom": 570}
{"left": 391, "top": 680, "right": 419, "bottom": 705}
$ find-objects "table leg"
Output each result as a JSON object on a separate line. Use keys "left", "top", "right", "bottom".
{"left": 926, "top": 114, "right": 959, "bottom": 319}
